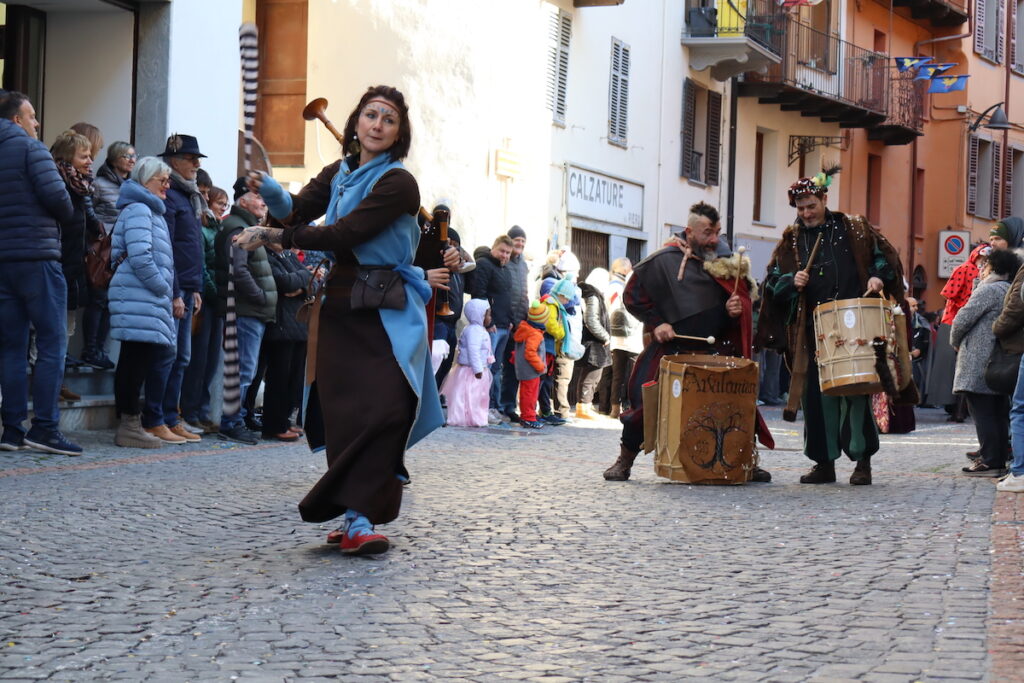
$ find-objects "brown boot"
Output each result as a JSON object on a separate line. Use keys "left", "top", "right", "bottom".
{"left": 799, "top": 461, "right": 836, "bottom": 484}
{"left": 59, "top": 384, "right": 81, "bottom": 402}
{"left": 603, "top": 446, "right": 639, "bottom": 481}
{"left": 610, "top": 405, "right": 621, "bottom": 419}
{"left": 850, "top": 458, "right": 872, "bottom": 485}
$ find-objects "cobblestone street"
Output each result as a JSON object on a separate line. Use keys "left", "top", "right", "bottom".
{"left": 0, "top": 408, "right": 1019, "bottom": 681}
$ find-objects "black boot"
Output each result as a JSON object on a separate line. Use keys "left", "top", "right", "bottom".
{"left": 603, "top": 446, "right": 639, "bottom": 481}
{"left": 850, "top": 458, "right": 872, "bottom": 485}
{"left": 799, "top": 460, "right": 836, "bottom": 484}
{"left": 750, "top": 467, "right": 772, "bottom": 483}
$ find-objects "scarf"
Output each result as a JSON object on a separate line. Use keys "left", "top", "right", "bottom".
{"left": 57, "top": 161, "right": 93, "bottom": 196}
{"left": 170, "top": 170, "right": 210, "bottom": 222}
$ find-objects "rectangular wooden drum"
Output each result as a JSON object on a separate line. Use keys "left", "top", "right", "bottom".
{"left": 651, "top": 354, "right": 759, "bottom": 485}
{"left": 812, "top": 297, "right": 898, "bottom": 397}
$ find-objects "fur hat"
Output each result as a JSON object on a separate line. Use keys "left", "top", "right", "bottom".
{"left": 528, "top": 300, "right": 549, "bottom": 324}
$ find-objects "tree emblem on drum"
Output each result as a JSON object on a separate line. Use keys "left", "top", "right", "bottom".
{"left": 686, "top": 402, "right": 747, "bottom": 470}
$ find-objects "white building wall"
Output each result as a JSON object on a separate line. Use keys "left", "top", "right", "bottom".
{"left": 43, "top": 10, "right": 134, "bottom": 148}
{"left": 165, "top": 0, "right": 243, "bottom": 187}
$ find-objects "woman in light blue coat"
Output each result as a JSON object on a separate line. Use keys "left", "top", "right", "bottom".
{"left": 108, "top": 157, "right": 177, "bottom": 448}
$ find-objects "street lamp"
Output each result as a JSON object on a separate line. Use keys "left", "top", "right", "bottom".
{"left": 968, "top": 102, "right": 1011, "bottom": 131}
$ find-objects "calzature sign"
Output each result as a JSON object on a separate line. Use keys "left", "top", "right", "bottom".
{"left": 938, "top": 230, "right": 971, "bottom": 278}
{"left": 567, "top": 165, "right": 643, "bottom": 228}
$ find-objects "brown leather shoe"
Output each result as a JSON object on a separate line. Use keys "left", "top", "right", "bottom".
{"left": 610, "top": 405, "right": 621, "bottom": 420}
{"left": 799, "top": 461, "right": 836, "bottom": 484}
{"left": 59, "top": 385, "right": 81, "bottom": 402}
{"left": 850, "top": 458, "right": 872, "bottom": 485}
{"left": 145, "top": 424, "right": 187, "bottom": 444}
{"left": 603, "top": 446, "right": 639, "bottom": 481}
{"left": 167, "top": 423, "right": 201, "bottom": 442}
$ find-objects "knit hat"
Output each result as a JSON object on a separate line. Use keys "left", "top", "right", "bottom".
{"left": 550, "top": 276, "right": 576, "bottom": 300}
{"left": 233, "top": 176, "right": 250, "bottom": 201}
{"left": 528, "top": 300, "right": 549, "bottom": 324}
{"left": 990, "top": 222, "right": 1010, "bottom": 241}
{"left": 508, "top": 225, "right": 526, "bottom": 240}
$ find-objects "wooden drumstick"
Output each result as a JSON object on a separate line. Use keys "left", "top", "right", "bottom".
{"left": 803, "top": 233, "right": 823, "bottom": 276}
{"left": 675, "top": 334, "right": 716, "bottom": 344}
{"left": 733, "top": 245, "right": 746, "bottom": 291}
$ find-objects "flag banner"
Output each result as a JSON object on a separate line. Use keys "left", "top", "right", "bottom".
{"left": 915, "top": 63, "right": 957, "bottom": 79}
{"left": 928, "top": 74, "right": 969, "bottom": 93}
{"left": 895, "top": 56, "right": 933, "bottom": 72}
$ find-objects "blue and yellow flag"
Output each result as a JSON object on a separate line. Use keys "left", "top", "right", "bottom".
{"left": 895, "top": 56, "right": 932, "bottom": 72}
{"left": 928, "top": 74, "right": 969, "bottom": 93}
{"left": 914, "top": 63, "right": 957, "bottom": 80}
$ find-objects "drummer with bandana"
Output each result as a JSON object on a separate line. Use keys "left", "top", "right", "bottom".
{"left": 756, "top": 167, "right": 912, "bottom": 485}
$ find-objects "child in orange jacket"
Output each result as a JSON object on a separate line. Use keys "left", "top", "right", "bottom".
{"left": 513, "top": 301, "right": 549, "bottom": 429}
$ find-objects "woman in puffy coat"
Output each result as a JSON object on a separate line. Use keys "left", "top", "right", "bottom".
{"left": 951, "top": 247, "right": 1021, "bottom": 476}
{"left": 107, "top": 157, "right": 178, "bottom": 449}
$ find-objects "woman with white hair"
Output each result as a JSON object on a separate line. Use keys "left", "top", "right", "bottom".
{"left": 107, "top": 156, "right": 178, "bottom": 449}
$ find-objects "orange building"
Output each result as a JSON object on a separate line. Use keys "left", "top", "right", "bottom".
{"left": 840, "top": 0, "right": 1023, "bottom": 312}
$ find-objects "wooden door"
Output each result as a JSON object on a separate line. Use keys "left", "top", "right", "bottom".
{"left": 255, "top": 0, "right": 308, "bottom": 166}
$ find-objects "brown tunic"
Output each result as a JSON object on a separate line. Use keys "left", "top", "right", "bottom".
{"left": 276, "top": 159, "right": 422, "bottom": 525}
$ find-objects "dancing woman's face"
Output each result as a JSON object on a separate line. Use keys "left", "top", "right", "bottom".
{"left": 356, "top": 98, "right": 401, "bottom": 161}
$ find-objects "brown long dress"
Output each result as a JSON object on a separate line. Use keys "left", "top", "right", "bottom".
{"left": 276, "top": 159, "right": 422, "bottom": 525}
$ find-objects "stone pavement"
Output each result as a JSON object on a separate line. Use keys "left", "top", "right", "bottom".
{"left": 0, "top": 407, "right": 1016, "bottom": 681}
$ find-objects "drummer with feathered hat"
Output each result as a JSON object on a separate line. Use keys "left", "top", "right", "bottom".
{"left": 755, "top": 166, "right": 914, "bottom": 486}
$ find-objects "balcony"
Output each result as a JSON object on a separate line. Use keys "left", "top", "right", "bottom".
{"left": 890, "top": 0, "right": 969, "bottom": 27}
{"left": 867, "top": 70, "right": 924, "bottom": 145}
{"left": 681, "top": 0, "right": 785, "bottom": 82}
{"left": 738, "top": 18, "right": 888, "bottom": 129}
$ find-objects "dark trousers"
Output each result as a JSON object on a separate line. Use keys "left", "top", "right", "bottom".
{"left": 611, "top": 349, "right": 637, "bottom": 409}
{"left": 499, "top": 340, "right": 520, "bottom": 414}
{"left": 244, "top": 333, "right": 272, "bottom": 421}
{"left": 758, "top": 349, "right": 783, "bottom": 404}
{"left": 115, "top": 341, "right": 162, "bottom": 417}
{"left": 147, "top": 293, "right": 194, "bottom": 427}
{"left": 433, "top": 318, "right": 457, "bottom": 388}
{"left": 539, "top": 352, "right": 555, "bottom": 415}
{"left": 262, "top": 339, "right": 307, "bottom": 435}
{"left": 81, "top": 282, "right": 110, "bottom": 356}
{"left": 965, "top": 392, "right": 1010, "bottom": 468}
{"left": 180, "top": 311, "right": 224, "bottom": 424}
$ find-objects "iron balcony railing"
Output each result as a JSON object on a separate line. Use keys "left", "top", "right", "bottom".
{"left": 683, "top": 0, "right": 786, "bottom": 55}
{"left": 881, "top": 69, "right": 924, "bottom": 133}
{"left": 742, "top": 17, "right": 889, "bottom": 115}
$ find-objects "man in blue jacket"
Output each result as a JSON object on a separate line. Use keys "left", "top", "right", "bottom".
{"left": 146, "top": 134, "right": 207, "bottom": 443}
{"left": 0, "top": 92, "right": 81, "bottom": 456}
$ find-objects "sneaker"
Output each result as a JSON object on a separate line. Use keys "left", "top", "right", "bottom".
{"left": 80, "top": 351, "right": 114, "bottom": 370}
{"left": 962, "top": 461, "right": 1007, "bottom": 477}
{"left": 487, "top": 409, "right": 504, "bottom": 425}
{"left": 520, "top": 420, "right": 544, "bottom": 430}
{"left": 145, "top": 425, "right": 188, "bottom": 444}
{"left": 245, "top": 415, "right": 264, "bottom": 432}
{"left": 23, "top": 427, "right": 82, "bottom": 457}
{"left": 340, "top": 528, "right": 390, "bottom": 556}
{"left": 181, "top": 421, "right": 206, "bottom": 435}
{"left": 541, "top": 413, "right": 567, "bottom": 426}
{"left": 997, "top": 472, "right": 1024, "bottom": 492}
{"left": 218, "top": 425, "right": 260, "bottom": 445}
{"left": 0, "top": 429, "right": 25, "bottom": 451}
{"left": 502, "top": 410, "right": 521, "bottom": 424}
{"left": 167, "top": 423, "right": 202, "bottom": 442}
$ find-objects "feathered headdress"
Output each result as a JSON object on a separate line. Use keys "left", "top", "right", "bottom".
{"left": 788, "top": 164, "right": 841, "bottom": 207}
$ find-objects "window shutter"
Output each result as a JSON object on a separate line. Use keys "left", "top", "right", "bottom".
{"left": 681, "top": 79, "right": 697, "bottom": 178}
{"left": 998, "top": 0, "right": 1007, "bottom": 62}
{"left": 976, "top": 0, "right": 988, "bottom": 56}
{"left": 547, "top": 9, "right": 572, "bottom": 124}
{"left": 608, "top": 38, "right": 630, "bottom": 146}
{"left": 992, "top": 141, "right": 1003, "bottom": 218}
{"left": 967, "top": 135, "right": 980, "bottom": 215}
{"left": 1005, "top": 148, "right": 1015, "bottom": 216}
{"left": 1011, "top": 0, "right": 1018, "bottom": 67}
{"left": 705, "top": 90, "right": 723, "bottom": 186}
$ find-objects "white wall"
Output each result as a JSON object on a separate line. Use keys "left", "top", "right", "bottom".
{"left": 165, "top": 0, "right": 243, "bottom": 188}
{"left": 43, "top": 10, "right": 134, "bottom": 149}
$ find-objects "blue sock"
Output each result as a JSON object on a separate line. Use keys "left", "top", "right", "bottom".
{"left": 344, "top": 509, "right": 373, "bottom": 537}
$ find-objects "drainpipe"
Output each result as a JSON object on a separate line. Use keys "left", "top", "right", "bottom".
{"left": 726, "top": 76, "right": 739, "bottom": 245}
{"left": 1002, "top": 10, "right": 1011, "bottom": 219}
{"left": 913, "top": 0, "right": 972, "bottom": 55}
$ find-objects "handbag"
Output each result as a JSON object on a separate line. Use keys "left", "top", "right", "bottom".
{"left": 85, "top": 230, "right": 114, "bottom": 289}
{"left": 351, "top": 266, "right": 406, "bottom": 311}
{"left": 985, "top": 339, "right": 1022, "bottom": 395}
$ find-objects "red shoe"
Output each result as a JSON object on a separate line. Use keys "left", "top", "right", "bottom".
{"left": 326, "top": 527, "right": 344, "bottom": 544}
{"left": 340, "top": 529, "right": 390, "bottom": 555}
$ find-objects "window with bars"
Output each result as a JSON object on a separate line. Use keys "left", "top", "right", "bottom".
{"left": 975, "top": 0, "right": 1006, "bottom": 64}
{"left": 608, "top": 38, "right": 630, "bottom": 148}
{"left": 547, "top": 7, "right": 571, "bottom": 125}
{"left": 681, "top": 79, "right": 723, "bottom": 186}
{"left": 968, "top": 135, "right": 1001, "bottom": 219}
